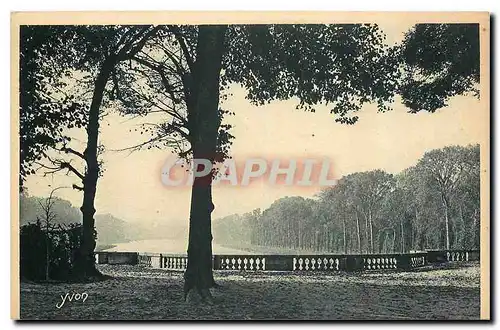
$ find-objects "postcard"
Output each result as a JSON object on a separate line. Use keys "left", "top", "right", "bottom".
{"left": 11, "top": 11, "right": 490, "bottom": 320}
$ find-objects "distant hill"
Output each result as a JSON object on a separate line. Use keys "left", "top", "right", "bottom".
{"left": 19, "top": 195, "right": 131, "bottom": 245}
{"left": 19, "top": 195, "right": 189, "bottom": 246}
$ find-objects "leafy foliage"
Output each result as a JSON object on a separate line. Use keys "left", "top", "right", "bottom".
{"left": 20, "top": 220, "right": 85, "bottom": 281}
{"left": 19, "top": 26, "right": 88, "bottom": 182}
{"left": 398, "top": 24, "right": 480, "bottom": 112}
{"left": 223, "top": 24, "right": 398, "bottom": 124}
{"left": 19, "top": 25, "right": 159, "bottom": 187}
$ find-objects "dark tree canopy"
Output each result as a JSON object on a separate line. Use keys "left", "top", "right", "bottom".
{"left": 19, "top": 25, "right": 159, "bottom": 186}
{"left": 398, "top": 23, "right": 480, "bottom": 112}
{"left": 223, "top": 24, "right": 398, "bottom": 124}
{"left": 19, "top": 26, "right": 87, "bottom": 181}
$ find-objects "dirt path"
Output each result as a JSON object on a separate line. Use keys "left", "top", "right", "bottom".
{"left": 19, "top": 262, "right": 480, "bottom": 320}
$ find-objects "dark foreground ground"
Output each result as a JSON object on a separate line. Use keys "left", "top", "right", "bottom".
{"left": 20, "top": 262, "right": 480, "bottom": 320}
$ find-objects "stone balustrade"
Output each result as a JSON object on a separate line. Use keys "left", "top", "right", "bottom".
{"left": 95, "top": 249, "right": 479, "bottom": 273}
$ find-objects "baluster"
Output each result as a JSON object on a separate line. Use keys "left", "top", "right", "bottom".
{"left": 256, "top": 258, "right": 261, "bottom": 270}
{"left": 293, "top": 258, "right": 297, "bottom": 271}
{"left": 243, "top": 258, "right": 248, "bottom": 270}
{"left": 335, "top": 258, "right": 339, "bottom": 270}
{"left": 298, "top": 258, "right": 303, "bottom": 270}
{"left": 231, "top": 258, "right": 236, "bottom": 270}
{"left": 328, "top": 258, "right": 334, "bottom": 270}
{"left": 466, "top": 251, "right": 469, "bottom": 261}
{"left": 219, "top": 258, "right": 224, "bottom": 270}
{"left": 311, "top": 258, "right": 316, "bottom": 270}
{"left": 317, "top": 258, "right": 322, "bottom": 270}
{"left": 249, "top": 258, "right": 254, "bottom": 270}
{"left": 237, "top": 258, "right": 242, "bottom": 270}
{"left": 262, "top": 258, "right": 266, "bottom": 270}
{"left": 305, "top": 258, "right": 310, "bottom": 270}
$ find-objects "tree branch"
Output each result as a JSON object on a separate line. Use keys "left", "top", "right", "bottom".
{"left": 167, "top": 25, "right": 195, "bottom": 72}
{"left": 59, "top": 146, "right": 86, "bottom": 160}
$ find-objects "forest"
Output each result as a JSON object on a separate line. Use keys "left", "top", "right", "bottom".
{"left": 213, "top": 144, "right": 480, "bottom": 254}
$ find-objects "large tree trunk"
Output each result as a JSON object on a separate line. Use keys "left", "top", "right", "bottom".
{"left": 75, "top": 59, "right": 113, "bottom": 279}
{"left": 183, "top": 25, "right": 227, "bottom": 301}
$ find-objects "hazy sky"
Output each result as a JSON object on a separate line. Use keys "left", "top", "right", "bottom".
{"left": 24, "top": 22, "right": 486, "bottom": 226}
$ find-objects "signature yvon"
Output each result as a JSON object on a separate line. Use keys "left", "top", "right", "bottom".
{"left": 56, "top": 292, "right": 88, "bottom": 309}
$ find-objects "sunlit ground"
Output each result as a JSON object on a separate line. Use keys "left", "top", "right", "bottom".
{"left": 20, "top": 262, "right": 480, "bottom": 320}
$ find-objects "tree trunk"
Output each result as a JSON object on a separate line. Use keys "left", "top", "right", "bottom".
{"left": 364, "top": 213, "right": 369, "bottom": 253}
{"left": 442, "top": 194, "right": 450, "bottom": 250}
{"left": 75, "top": 58, "right": 114, "bottom": 279}
{"left": 472, "top": 208, "right": 479, "bottom": 249}
{"left": 355, "top": 211, "right": 361, "bottom": 253}
{"left": 400, "top": 218, "right": 404, "bottom": 253}
{"left": 392, "top": 229, "right": 396, "bottom": 253}
{"left": 342, "top": 217, "right": 347, "bottom": 254}
{"left": 183, "top": 25, "right": 227, "bottom": 301}
{"left": 458, "top": 203, "right": 465, "bottom": 248}
{"left": 414, "top": 208, "right": 420, "bottom": 250}
{"left": 45, "top": 232, "right": 50, "bottom": 281}
{"left": 368, "top": 208, "right": 374, "bottom": 253}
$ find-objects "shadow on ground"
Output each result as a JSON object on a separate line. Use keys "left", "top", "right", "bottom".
{"left": 19, "top": 262, "right": 480, "bottom": 320}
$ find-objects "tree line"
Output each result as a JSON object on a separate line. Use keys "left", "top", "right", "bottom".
{"left": 214, "top": 144, "right": 480, "bottom": 254}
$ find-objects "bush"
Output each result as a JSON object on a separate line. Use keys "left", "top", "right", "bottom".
{"left": 20, "top": 220, "right": 84, "bottom": 281}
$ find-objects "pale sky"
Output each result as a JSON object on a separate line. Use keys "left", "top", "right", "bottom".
{"left": 23, "top": 22, "right": 487, "bottom": 227}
